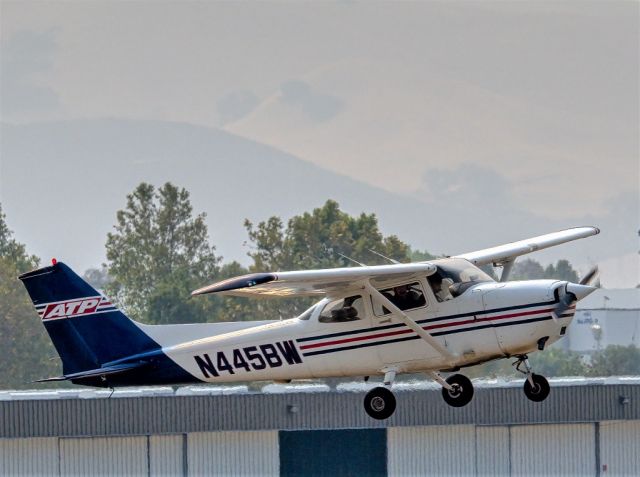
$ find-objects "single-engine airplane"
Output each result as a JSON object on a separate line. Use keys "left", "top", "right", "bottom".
{"left": 20, "top": 226, "right": 600, "bottom": 419}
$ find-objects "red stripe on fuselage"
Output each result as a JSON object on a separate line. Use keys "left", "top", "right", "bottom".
{"left": 299, "top": 305, "right": 571, "bottom": 351}
{"left": 300, "top": 328, "right": 413, "bottom": 350}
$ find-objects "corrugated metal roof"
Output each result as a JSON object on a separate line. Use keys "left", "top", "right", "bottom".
{"left": 577, "top": 288, "right": 640, "bottom": 310}
{"left": 1, "top": 380, "right": 639, "bottom": 439}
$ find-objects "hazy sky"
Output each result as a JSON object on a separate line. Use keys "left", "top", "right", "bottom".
{"left": 1, "top": 1, "right": 638, "bottom": 282}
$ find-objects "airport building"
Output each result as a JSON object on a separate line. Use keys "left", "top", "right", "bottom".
{"left": 569, "top": 288, "right": 640, "bottom": 353}
{"left": 1, "top": 378, "right": 639, "bottom": 476}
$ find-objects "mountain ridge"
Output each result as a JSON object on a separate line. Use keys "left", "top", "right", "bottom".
{"left": 1, "top": 118, "right": 631, "bottom": 283}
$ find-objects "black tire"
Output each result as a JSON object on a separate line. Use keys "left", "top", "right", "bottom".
{"left": 364, "top": 387, "right": 396, "bottom": 420}
{"left": 441, "top": 374, "right": 474, "bottom": 407}
{"left": 523, "top": 373, "right": 550, "bottom": 402}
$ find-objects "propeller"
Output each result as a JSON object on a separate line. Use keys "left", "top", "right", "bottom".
{"left": 552, "top": 266, "right": 599, "bottom": 321}
{"left": 579, "top": 265, "right": 600, "bottom": 287}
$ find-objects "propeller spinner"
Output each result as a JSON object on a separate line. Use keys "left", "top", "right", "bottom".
{"left": 552, "top": 266, "right": 599, "bottom": 321}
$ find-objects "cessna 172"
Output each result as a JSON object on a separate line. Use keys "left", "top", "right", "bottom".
{"left": 20, "top": 226, "right": 599, "bottom": 419}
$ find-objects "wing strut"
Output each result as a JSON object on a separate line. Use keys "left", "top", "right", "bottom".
{"left": 498, "top": 259, "right": 516, "bottom": 282}
{"left": 364, "top": 282, "right": 456, "bottom": 361}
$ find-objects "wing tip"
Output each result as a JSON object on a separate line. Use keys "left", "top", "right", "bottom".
{"left": 572, "top": 225, "right": 600, "bottom": 237}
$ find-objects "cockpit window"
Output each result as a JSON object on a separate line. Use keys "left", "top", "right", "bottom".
{"left": 319, "top": 295, "right": 364, "bottom": 323}
{"left": 372, "top": 282, "right": 426, "bottom": 316}
{"left": 429, "top": 258, "right": 494, "bottom": 299}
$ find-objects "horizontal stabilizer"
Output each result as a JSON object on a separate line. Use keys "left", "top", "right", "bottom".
{"left": 36, "top": 362, "right": 146, "bottom": 383}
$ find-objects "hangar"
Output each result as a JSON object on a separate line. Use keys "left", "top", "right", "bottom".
{"left": 1, "top": 378, "right": 639, "bottom": 476}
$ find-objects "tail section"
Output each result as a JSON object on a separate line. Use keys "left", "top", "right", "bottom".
{"left": 19, "top": 262, "right": 159, "bottom": 376}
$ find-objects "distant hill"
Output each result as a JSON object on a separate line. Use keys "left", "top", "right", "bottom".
{"left": 0, "top": 119, "right": 632, "bottom": 282}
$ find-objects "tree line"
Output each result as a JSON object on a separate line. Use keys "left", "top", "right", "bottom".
{"left": 0, "top": 183, "right": 637, "bottom": 388}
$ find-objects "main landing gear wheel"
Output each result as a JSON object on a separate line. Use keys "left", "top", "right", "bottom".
{"left": 441, "top": 374, "right": 474, "bottom": 407}
{"left": 364, "top": 386, "right": 396, "bottom": 420}
{"left": 523, "top": 373, "right": 550, "bottom": 402}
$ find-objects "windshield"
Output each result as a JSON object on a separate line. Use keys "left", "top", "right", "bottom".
{"left": 319, "top": 295, "right": 364, "bottom": 323}
{"left": 297, "top": 302, "right": 320, "bottom": 321}
{"left": 431, "top": 258, "right": 494, "bottom": 297}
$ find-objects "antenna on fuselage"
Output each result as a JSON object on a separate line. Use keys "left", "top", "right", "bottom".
{"left": 368, "top": 249, "right": 400, "bottom": 264}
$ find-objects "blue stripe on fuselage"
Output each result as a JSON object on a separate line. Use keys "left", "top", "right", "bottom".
{"left": 296, "top": 298, "right": 559, "bottom": 344}
{"left": 301, "top": 315, "right": 563, "bottom": 357}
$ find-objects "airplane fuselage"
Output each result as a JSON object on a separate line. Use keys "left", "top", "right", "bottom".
{"left": 148, "top": 279, "right": 572, "bottom": 385}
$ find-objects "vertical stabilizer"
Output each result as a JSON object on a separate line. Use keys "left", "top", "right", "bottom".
{"left": 19, "top": 262, "right": 159, "bottom": 375}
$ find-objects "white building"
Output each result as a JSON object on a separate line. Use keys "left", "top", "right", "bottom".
{"left": 567, "top": 289, "right": 640, "bottom": 353}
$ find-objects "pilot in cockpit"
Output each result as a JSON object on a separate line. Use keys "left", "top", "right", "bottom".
{"left": 319, "top": 295, "right": 361, "bottom": 323}
{"left": 428, "top": 273, "right": 454, "bottom": 302}
{"left": 389, "top": 285, "right": 425, "bottom": 310}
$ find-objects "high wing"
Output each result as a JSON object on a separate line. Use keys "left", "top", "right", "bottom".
{"left": 455, "top": 226, "right": 600, "bottom": 266}
{"left": 192, "top": 263, "right": 437, "bottom": 298}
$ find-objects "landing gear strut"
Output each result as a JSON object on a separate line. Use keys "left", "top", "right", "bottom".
{"left": 433, "top": 372, "right": 474, "bottom": 407}
{"left": 363, "top": 368, "right": 477, "bottom": 418}
{"left": 364, "top": 368, "right": 397, "bottom": 420}
{"left": 514, "top": 355, "right": 550, "bottom": 402}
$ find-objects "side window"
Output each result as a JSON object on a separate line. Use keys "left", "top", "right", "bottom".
{"left": 372, "top": 282, "right": 426, "bottom": 316}
{"left": 319, "top": 295, "right": 364, "bottom": 323}
{"left": 427, "top": 273, "right": 455, "bottom": 302}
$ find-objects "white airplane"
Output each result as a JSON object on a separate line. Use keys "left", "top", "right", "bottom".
{"left": 20, "top": 226, "right": 599, "bottom": 419}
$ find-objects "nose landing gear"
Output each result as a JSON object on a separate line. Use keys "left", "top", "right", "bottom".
{"left": 514, "top": 355, "right": 550, "bottom": 402}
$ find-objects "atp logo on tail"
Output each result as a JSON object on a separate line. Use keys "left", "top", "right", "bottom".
{"left": 36, "top": 296, "right": 116, "bottom": 321}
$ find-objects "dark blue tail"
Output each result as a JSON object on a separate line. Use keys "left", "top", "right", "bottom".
{"left": 19, "top": 262, "right": 160, "bottom": 375}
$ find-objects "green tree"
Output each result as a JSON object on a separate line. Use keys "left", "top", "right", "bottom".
{"left": 245, "top": 200, "right": 410, "bottom": 270}
{"left": 105, "top": 183, "right": 220, "bottom": 324}
{"left": 408, "top": 248, "right": 437, "bottom": 262}
{"left": 0, "top": 204, "right": 38, "bottom": 272}
{"left": 510, "top": 258, "right": 545, "bottom": 280}
{"left": 0, "top": 204, "right": 59, "bottom": 388}
{"left": 587, "top": 345, "right": 640, "bottom": 376}
{"left": 511, "top": 258, "right": 579, "bottom": 282}
{"left": 529, "top": 347, "right": 587, "bottom": 376}
{"left": 466, "top": 346, "right": 588, "bottom": 379}
{"left": 83, "top": 266, "right": 111, "bottom": 290}
{"left": 544, "top": 259, "right": 579, "bottom": 282}
{"left": 243, "top": 200, "right": 414, "bottom": 319}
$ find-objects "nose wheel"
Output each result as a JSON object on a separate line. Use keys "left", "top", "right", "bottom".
{"left": 515, "top": 355, "right": 550, "bottom": 402}
{"left": 523, "top": 373, "right": 550, "bottom": 401}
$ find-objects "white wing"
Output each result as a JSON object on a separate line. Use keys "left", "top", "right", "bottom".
{"left": 455, "top": 226, "right": 600, "bottom": 266}
{"left": 192, "top": 263, "right": 436, "bottom": 298}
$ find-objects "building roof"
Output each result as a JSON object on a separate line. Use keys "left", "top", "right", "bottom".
{"left": 2, "top": 379, "right": 639, "bottom": 438}
{"left": 577, "top": 288, "right": 640, "bottom": 311}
